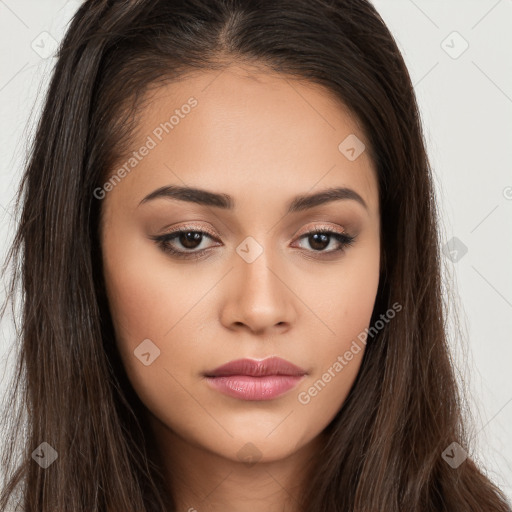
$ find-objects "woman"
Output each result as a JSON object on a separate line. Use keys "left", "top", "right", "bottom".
{"left": 1, "top": 0, "right": 510, "bottom": 510}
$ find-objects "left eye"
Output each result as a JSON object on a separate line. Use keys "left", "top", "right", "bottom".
{"left": 151, "top": 228, "right": 356, "bottom": 259}
{"left": 294, "top": 229, "right": 356, "bottom": 253}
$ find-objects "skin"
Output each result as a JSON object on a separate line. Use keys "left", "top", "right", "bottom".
{"left": 100, "top": 64, "right": 381, "bottom": 512}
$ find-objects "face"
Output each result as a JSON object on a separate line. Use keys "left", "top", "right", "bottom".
{"left": 99, "top": 64, "right": 380, "bottom": 466}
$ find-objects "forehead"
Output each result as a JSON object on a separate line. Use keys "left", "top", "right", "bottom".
{"left": 102, "top": 64, "right": 379, "bottom": 219}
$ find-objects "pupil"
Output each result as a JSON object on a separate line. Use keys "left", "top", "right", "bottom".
{"left": 310, "top": 233, "right": 329, "bottom": 251}
{"left": 180, "top": 231, "right": 202, "bottom": 249}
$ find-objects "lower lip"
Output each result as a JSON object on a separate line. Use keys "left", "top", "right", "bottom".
{"left": 204, "top": 375, "right": 305, "bottom": 401}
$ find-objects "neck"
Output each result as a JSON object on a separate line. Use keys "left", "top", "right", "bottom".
{"left": 147, "top": 413, "right": 327, "bottom": 512}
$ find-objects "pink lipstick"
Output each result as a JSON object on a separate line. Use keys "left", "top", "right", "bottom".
{"left": 203, "top": 356, "right": 307, "bottom": 401}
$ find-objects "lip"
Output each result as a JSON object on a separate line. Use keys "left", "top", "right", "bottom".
{"left": 204, "top": 356, "right": 307, "bottom": 378}
{"left": 203, "top": 357, "right": 307, "bottom": 401}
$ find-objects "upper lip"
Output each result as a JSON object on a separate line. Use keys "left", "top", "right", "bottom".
{"left": 204, "top": 356, "right": 307, "bottom": 377}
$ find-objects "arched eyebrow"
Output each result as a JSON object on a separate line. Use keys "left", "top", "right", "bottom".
{"left": 138, "top": 185, "right": 368, "bottom": 213}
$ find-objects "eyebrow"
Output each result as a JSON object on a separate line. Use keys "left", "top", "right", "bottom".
{"left": 138, "top": 184, "right": 368, "bottom": 213}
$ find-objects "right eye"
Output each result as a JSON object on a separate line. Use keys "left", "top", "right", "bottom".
{"left": 150, "top": 227, "right": 221, "bottom": 259}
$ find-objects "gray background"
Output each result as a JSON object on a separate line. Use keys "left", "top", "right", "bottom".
{"left": 0, "top": 0, "right": 511, "bottom": 501}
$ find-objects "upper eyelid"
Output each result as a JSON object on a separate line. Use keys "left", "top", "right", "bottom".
{"left": 161, "top": 222, "right": 350, "bottom": 239}
{"left": 160, "top": 224, "right": 219, "bottom": 239}
{"left": 294, "top": 224, "right": 349, "bottom": 237}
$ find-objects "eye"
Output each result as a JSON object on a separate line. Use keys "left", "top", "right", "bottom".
{"left": 293, "top": 228, "right": 356, "bottom": 255}
{"left": 150, "top": 226, "right": 220, "bottom": 260}
{"left": 150, "top": 225, "right": 357, "bottom": 260}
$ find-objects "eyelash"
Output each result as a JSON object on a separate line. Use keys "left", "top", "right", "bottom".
{"left": 150, "top": 225, "right": 357, "bottom": 260}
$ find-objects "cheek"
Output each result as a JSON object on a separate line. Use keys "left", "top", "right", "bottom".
{"left": 101, "top": 228, "right": 225, "bottom": 421}
{"left": 293, "top": 231, "right": 380, "bottom": 350}
{"left": 291, "top": 239, "right": 380, "bottom": 423}
{"left": 102, "top": 222, "right": 209, "bottom": 344}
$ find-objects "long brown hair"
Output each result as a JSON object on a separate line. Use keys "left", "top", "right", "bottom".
{"left": 1, "top": 0, "right": 510, "bottom": 510}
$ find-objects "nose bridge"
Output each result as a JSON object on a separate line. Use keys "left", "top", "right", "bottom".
{"left": 222, "top": 235, "right": 295, "bottom": 333}
{"left": 240, "top": 244, "right": 279, "bottom": 297}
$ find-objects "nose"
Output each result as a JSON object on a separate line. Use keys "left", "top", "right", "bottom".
{"left": 219, "top": 249, "right": 297, "bottom": 336}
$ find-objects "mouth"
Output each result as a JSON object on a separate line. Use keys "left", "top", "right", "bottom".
{"left": 203, "top": 356, "right": 307, "bottom": 401}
